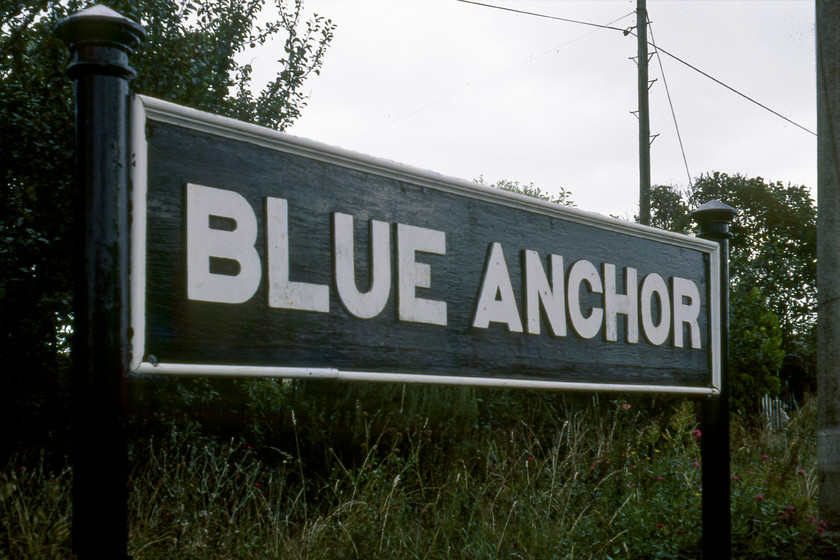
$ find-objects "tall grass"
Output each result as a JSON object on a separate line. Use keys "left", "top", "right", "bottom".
{"left": 0, "top": 450, "right": 72, "bottom": 559}
{"left": 1, "top": 395, "right": 833, "bottom": 559}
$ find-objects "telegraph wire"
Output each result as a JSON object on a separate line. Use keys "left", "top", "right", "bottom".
{"left": 459, "top": 0, "right": 816, "bottom": 137}
{"left": 455, "top": 0, "right": 633, "bottom": 33}
{"left": 349, "top": 10, "right": 634, "bottom": 141}
{"left": 647, "top": 41, "right": 816, "bottom": 137}
{"left": 648, "top": 19, "right": 693, "bottom": 186}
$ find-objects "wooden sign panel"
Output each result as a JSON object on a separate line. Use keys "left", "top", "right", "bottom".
{"left": 130, "top": 95, "right": 721, "bottom": 394}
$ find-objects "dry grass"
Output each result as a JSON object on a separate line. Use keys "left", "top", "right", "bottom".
{"left": 1, "top": 396, "right": 832, "bottom": 559}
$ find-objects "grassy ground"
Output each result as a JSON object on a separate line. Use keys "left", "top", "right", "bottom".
{"left": 1, "top": 394, "right": 835, "bottom": 559}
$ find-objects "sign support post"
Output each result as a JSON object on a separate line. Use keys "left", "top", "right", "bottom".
{"left": 692, "top": 200, "right": 736, "bottom": 560}
{"left": 56, "top": 7, "right": 145, "bottom": 559}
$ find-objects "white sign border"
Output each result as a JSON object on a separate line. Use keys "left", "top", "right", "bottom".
{"left": 129, "top": 94, "right": 721, "bottom": 395}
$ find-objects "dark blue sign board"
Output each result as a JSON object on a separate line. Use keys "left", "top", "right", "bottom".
{"left": 130, "top": 95, "right": 721, "bottom": 394}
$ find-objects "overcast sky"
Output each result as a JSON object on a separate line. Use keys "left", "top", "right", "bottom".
{"left": 253, "top": 0, "right": 816, "bottom": 218}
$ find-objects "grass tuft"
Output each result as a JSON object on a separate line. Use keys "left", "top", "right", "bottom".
{"left": 2, "top": 396, "right": 836, "bottom": 558}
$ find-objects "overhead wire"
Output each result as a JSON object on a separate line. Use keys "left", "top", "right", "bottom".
{"left": 348, "top": 9, "right": 634, "bottom": 141}
{"left": 459, "top": 0, "right": 816, "bottom": 137}
{"left": 647, "top": 41, "right": 816, "bottom": 137}
{"left": 648, "top": 19, "right": 693, "bottom": 186}
{"left": 455, "top": 0, "right": 633, "bottom": 33}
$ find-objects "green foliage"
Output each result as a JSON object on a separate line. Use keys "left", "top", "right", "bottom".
{"left": 689, "top": 172, "right": 817, "bottom": 348}
{"left": 0, "top": 0, "right": 334, "bottom": 457}
{"left": 729, "top": 287, "right": 785, "bottom": 415}
{"left": 121, "top": 0, "right": 335, "bottom": 130}
{"left": 0, "top": 1, "right": 79, "bottom": 457}
{"left": 646, "top": 184, "right": 692, "bottom": 233}
{"left": 476, "top": 176, "right": 575, "bottom": 207}
{"left": 650, "top": 172, "right": 816, "bottom": 345}
{"left": 648, "top": 173, "right": 817, "bottom": 407}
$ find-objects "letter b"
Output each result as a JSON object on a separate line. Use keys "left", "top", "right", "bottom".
{"left": 186, "top": 183, "right": 261, "bottom": 303}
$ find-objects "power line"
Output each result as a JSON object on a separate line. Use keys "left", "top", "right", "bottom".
{"left": 350, "top": 10, "right": 634, "bottom": 141}
{"left": 459, "top": 0, "right": 816, "bottom": 137}
{"left": 455, "top": 0, "right": 632, "bottom": 33}
{"left": 648, "top": 41, "right": 816, "bottom": 136}
{"left": 648, "top": 20, "right": 693, "bottom": 186}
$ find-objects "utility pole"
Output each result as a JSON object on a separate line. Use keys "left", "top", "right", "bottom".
{"left": 637, "top": 0, "right": 651, "bottom": 225}
{"left": 816, "top": 1, "right": 840, "bottom": 555}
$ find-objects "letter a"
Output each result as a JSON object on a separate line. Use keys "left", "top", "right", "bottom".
{"left": 473, "top": 243, "right": 523, "bottom": 333}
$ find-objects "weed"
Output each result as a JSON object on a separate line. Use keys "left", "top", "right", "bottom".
{"left": 1, "top": 397, "right": 834, "bottom": 559}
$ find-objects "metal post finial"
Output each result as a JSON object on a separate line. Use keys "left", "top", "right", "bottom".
{"left": 691, "top": 199, "right": 738, "bottom": 238}
{"left": 56, "top": 5, "right": 145, "bottom": 80}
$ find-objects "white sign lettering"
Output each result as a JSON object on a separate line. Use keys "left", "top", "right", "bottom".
{"left": 184, "top": 184, "right": 703, "bottom": 349}
{"left": 396, "top": 223, "right": 448, "bottom": 326}
{"left": 186, "top": 183, "right": 261, "bottom": 304}
{"left": 333, "top": 213, "right": 391, "bottom": 319}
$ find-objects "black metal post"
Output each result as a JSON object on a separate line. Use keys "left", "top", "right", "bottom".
{"left": 692, "top": 200, "right": 736, "bottom": 559}
{"left": 56, "top": 6, "right": 145, "bottom": 559}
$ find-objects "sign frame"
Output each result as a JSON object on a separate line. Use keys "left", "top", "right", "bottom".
{"left": 129, "top": 94, "right": 721, "bottom": 395}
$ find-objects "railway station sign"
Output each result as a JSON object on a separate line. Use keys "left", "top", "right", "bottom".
{"left": 130, "top": 95, "right": 721, "bottom": 394}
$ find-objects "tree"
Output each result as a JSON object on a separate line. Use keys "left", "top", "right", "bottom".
{"left": 728, "top": 287, "right": 785, "bottom": 415}
{"left": 0, "top": 0, "right": 335, "bottom": 456}
{"left": 476, "top": 177, "right": 575, "bottom": 207}
{"left": 648, "top": 173, "right": 817, "bottom": 406}
{"left": 647, "top": 184, "right": 692, "bottom": 233}
{"left": 689, "top": 173, "right": 817, "bottom": 349}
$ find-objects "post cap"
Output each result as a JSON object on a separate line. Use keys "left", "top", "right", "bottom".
{"left": 56, "top": 5, "right": 145, "bottom": 79}
{"left": 691, "top": 199, "right": 737, "bottom": 238}
{"left": 56, "top": 5, "right": 145, "bottom": 50}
